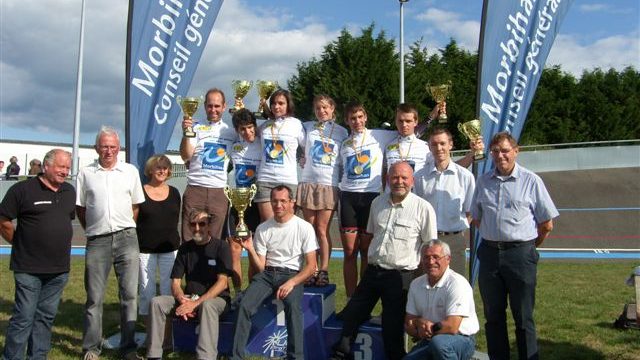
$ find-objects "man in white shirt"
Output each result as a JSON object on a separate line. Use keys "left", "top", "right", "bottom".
{"left": 76, "top": 126, "right": 145, "bottom": 360}
{"left": 231, "top": 185, "right": 318, "bottom": 359}
{"left": 180, "top": 88, "right": 237, "bottom": 241}
{"left": 331, "top": 161, "right": 437, "bottom": 360}
{"left": 414, "top": 127, "right": 475, "bottom": 276}
{"left": 404, "top": 240, "right": 479, "bottom": 360}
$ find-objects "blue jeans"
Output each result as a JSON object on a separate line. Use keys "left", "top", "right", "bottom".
{"left": 404, "top": 335, "right": 476, "bottom": 360}
{"left": 2, "top": 272, "right": 69, "bottom": 360}
{"left": 231, "top": 268, "right": 304, "bottom": 360}
{"left": 478, "top": 241, "right": 539, "bottom": 360}
{"left": 82, "top": 228, "right": 140, "bottom": 355}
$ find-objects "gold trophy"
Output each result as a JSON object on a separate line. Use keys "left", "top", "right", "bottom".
{"left": 224, "top": 184, "right": 258, "bottom": 238}
{"left": 254, "top": 80, "right": 279, "bottom": 118}
{"left": 427, "top": 82, "right": 452, "bottom": 123}
{"left": 458, "top": 119, "right": 485, "bottom": 161}
{"left": 177, "top": 95, "right": 204, "bottom": 138}
{"left": 230, "top": 80, "right": 253, "bottom": 113}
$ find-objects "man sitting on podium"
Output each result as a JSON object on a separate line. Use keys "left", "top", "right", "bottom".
{"left": 146, "top": 210, "right": 233, "bottom": 360}
{"left": 231, "top": 185, "right": 318, "bottom": 359}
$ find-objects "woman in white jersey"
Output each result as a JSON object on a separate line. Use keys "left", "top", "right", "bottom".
{"left": 298, "top": 95, "right": 349, "bottom": 286}
{"left": 255, "top": 89, "right": 305, "bottom": 221}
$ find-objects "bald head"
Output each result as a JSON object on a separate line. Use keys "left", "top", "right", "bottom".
{"left": 388, "top": 161, "right": 414, "bottom": 202}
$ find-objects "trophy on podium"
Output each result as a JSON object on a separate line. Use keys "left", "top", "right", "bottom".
{"left": 224, "top": 184, "right": 258, "bottom": 238}
{"left": 230, "top": 80, "right": 253, "bottom": 113}
{"left": 458, "top": 119, "right": 485, "bottom": 161}
{"left": 427, "top": 82, "right": 452, "bottom": 123}
{"left": 177, "top": 95, "right": 204, "bottom": 138}
{"left": 254, "top": 80, "right": 279, "bottom": 118}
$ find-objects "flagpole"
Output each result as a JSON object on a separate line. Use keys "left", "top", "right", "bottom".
{"left": 71, "top": 0, "right": 86, "bottom": 177}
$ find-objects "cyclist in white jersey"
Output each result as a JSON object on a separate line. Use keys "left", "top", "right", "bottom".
{"left": 255, "top": 89, "right": 305, "bottom": 221}
{"left": 298, "top": 95, "right": 349, "bottom": 287}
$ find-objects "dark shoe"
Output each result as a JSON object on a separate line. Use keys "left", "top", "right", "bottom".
{"left": 329, "top": 336, "right": 353, "bottom": 360}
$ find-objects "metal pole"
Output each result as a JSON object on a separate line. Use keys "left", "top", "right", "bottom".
{"left": 399, "top": 0, "right": 406, "bottom": 103}
{"left": 72, "top": 0, "right": 86, "bottom": 177}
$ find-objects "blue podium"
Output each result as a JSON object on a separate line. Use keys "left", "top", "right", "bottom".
{"left": 172, "top": 284, "right": 388, "bottom": 359}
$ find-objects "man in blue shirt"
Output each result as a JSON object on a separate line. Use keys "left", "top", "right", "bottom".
{"left": 471, "top": 132, "right": 559, "bottom": 360}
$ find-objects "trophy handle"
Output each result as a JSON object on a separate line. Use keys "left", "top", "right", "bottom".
{"left": 248, "top": 184, "right": 257, "bottom": 206}
{"left": 223, "top": 185, "right": 233, "bottom": 207}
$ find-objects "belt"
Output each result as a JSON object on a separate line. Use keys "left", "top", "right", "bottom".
{"left": 482, "top": 239, "right": 535, "bottom": 249}
{"left": 264, "top": 266, "right": 299, "bottom": 274}
{"left": 369, "top": 264, "right": 413, "bottom": 273}
{"left": 437, "top": 230, "right": 463, "bottom": 236}
{"left": 87, "top": 228, "right": 132, "bottom": 240}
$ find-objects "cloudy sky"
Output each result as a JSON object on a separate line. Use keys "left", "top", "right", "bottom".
{"left": 1, "top": 0, "right": 638, "bottom": 150}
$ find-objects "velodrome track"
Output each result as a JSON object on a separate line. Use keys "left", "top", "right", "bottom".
{"left": 1, "top": 167, "right": 638, "bottom": 259}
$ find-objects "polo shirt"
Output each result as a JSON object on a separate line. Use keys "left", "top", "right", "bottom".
{"left": 471, "top": 163, "right": 559, "bottom": 242}
{"left": 414, "top": 160, "right": 475, "bottom": 232}
{"left": 406, "top": 268, "right": 480, "bottom": 336}
{"left": 171, "top": 238, "right": 233, "bottom": 299}
{"left": 76, "top": 161, "right": 145, "bottom": 237}
{"left": 0, "top": 176, "right": 76, "bottom": 273}
{"left": 367, "top": 192, "right": 437, "bottom": 270}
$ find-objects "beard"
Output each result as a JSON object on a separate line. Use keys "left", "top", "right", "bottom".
{"left": 192, "top": 232, "right": 210, "bottom": 245}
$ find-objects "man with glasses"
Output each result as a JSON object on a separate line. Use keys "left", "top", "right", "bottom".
{"left": 146, "top": 210, "right": 233, "bottom": 360}
{"left": 76, "top": 126, "right": 145, "bottom": 360}
{"left": 330, "top": 161, "right": 437, "bottom": 360}
{"left": 231, "top": 185, "right": 318, "bottom": 359}
{"left": 404, "top": 240, "right": 479, "bottom": 360}
{"left": 471, "top": 132, "right": 559, "bottom": 360}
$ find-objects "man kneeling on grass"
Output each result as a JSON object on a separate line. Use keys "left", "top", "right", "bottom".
{"left": 404, "top": 240, "right": 479, "bottom": 360}
{"left": 146, "top": 210, "right": 233, "bottom": 360}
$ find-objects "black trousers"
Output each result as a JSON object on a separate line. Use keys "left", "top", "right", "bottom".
{"left": 340, "top": 265, "right": 414, "bottom": 360}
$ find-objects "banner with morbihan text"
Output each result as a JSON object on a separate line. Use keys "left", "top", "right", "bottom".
{"left": 126, "top": 0, "right": 224, "bottom": 176}
{"left": 471, "top": 0, "right": 573, "bottom": 282}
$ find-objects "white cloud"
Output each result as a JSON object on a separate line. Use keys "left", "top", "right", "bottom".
{"left": 548, "top": 32, "right": 640, "bottom": 75}
{"left": 0, "top": 0, "right": 337, "bottom": 145}
{"left": 414, "top": 8, "right": 481, "bottom": 51}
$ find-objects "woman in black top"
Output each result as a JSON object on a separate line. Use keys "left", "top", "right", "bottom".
{"left": 136, "top": 155, "right": 181, "bottom": 321}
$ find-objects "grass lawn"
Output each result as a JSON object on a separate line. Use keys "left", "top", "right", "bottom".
{"left": 1, "top": 257, "right": 639, "bottom": 359}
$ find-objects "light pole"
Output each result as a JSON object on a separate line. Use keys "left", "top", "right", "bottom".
{"left": 399, "top": 0, "right": 409, "bottom": 104}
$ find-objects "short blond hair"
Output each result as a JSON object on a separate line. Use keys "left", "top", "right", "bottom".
{"left": 144, "top": 154, "right": 172, "bottom": 178}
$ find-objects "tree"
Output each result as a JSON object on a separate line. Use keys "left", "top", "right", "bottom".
{"left": 289, "top": 24, "right": 399, "bottom": 127}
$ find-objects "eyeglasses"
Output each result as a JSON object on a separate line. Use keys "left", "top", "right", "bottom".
{"left": 423, "top": 255, "right": 448, "bottom": 262}
{"left": 490, "top": 148, "right": 514, "bottom": 154}
{"left": 190, "top": 221, "right": 208, "bottom": 228}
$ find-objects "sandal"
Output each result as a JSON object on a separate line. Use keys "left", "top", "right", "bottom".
{"left": 315, "top": 270, "right": 330, "bottom": 287}
{"left": 305, "top": 270, "right": 319, "bottom": 286}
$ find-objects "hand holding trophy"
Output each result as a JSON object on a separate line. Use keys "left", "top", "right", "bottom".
{"left": 224, "top": 184, "right": 258, "bottom": 238}
{"left": 458, "top": 119, "right": 485, "bottom": 161}
{"left": 177, "top": 95, "right": 204, "bottom": 138}
{"left": 427, "top": 82, "right": 452, "bottom": 123}
{"left": 230, "top": 80, "right": 253, "bottom": 113}
{"left": 255, "top": 80, "right": 279, "bottom": 118}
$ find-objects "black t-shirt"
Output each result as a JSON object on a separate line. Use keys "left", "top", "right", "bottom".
{"left": 0, "top": 176, "right": 76, "bottom": 273}
{"left": 171, "top": 238, "right": 233, "bottom": 299}
{"left": 136, "top": 185, "right": 181, "bottom": 253}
